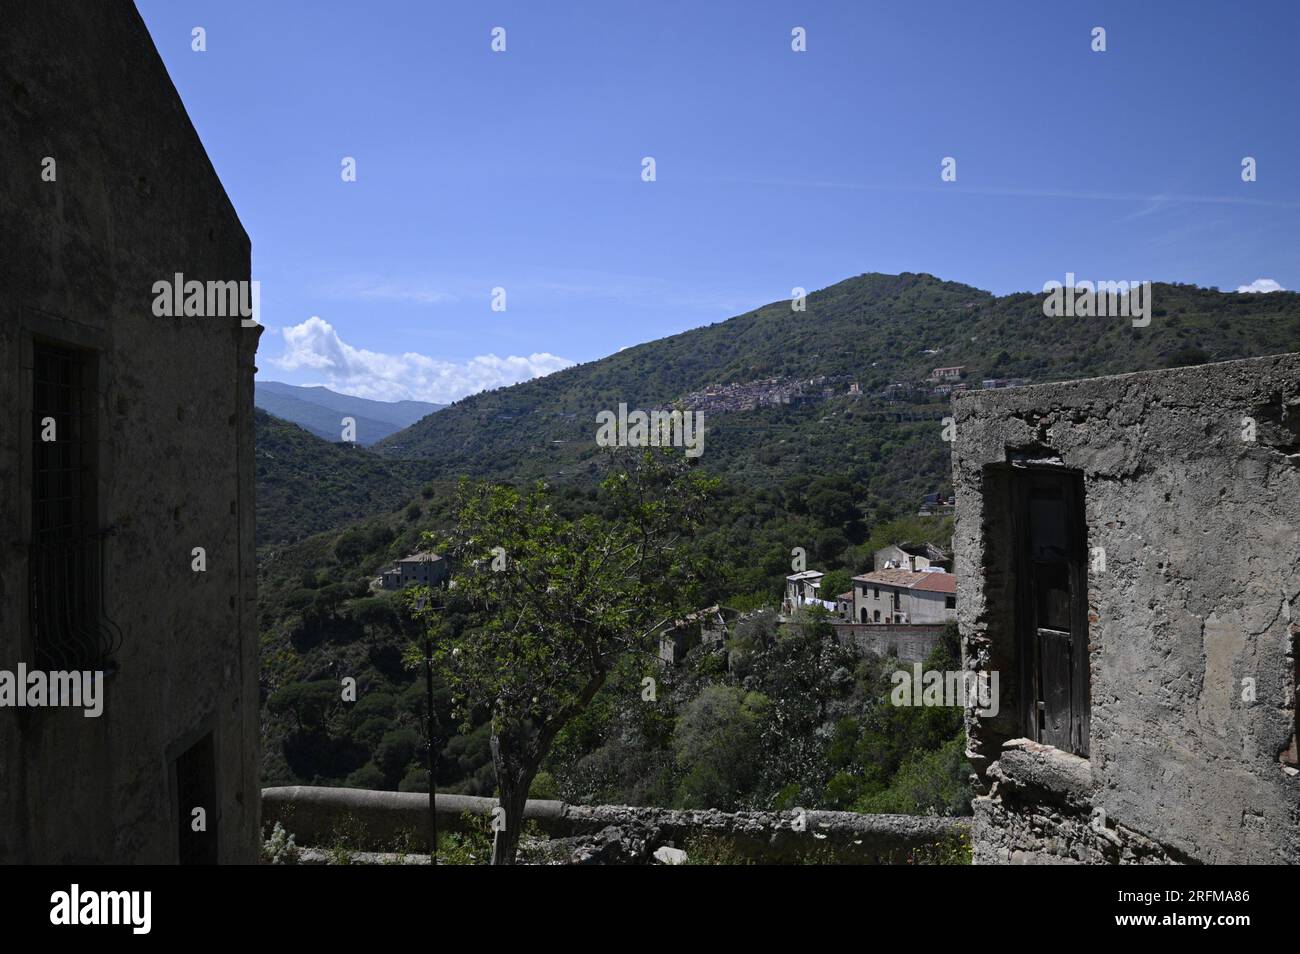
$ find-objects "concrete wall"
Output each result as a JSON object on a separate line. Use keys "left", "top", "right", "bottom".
{"left": 262, "top": 786, "right": 970, "bottom": 864}
{"left": 952, "top": 353, "right": 1300, "bottom": 864}
{"left": 0, "top": 1, "right": 261, "bottom": 862}
{"left": 907, "top": 588, "right": 955, "bottom": 624}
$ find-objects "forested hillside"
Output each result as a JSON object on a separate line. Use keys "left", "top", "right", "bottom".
{"left": 374, "top": 271, "right": 1300, "bottom": 487}
{"left": 254, "top": 410, "right": 438, "bottom": 548}
{"left": 256, "top": 271, "right": 1300, "bottom": 803}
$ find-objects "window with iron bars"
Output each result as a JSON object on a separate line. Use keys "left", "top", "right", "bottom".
{"left": 29, "top": 341, "right": 120, "bottom": 671}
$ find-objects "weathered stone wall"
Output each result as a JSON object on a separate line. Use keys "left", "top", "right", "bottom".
{"left": 953, "top": 353, "right": 1300, "bottom": 864}
{"left": 262, "top": 786, "right": 970, "bottom": 864}
{"left": 832, "top": 622, "right": 946, "bottom": 663}
{"left": 0, "top": 1, "right": 261, "bottom": 862}
{"left": 971, "top": 739, "right": 1184, "bottom": 864}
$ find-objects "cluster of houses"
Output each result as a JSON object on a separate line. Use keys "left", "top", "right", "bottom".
{"left": 370, "top": 539, "right": 956, "bottom": 668}
{"left": 780, "top": 541, "right": 958, "bottom": 662}
{"left": 645, "top": 363, "right": 1027, "bottom": 427}
{"left": 883, "top": 365, "right": 1030, "bottom": 402}
{"left": 671, "top": 375, "right": 837, "bottom": 414}
{"left": 783, "top": 541, "right": 956, "bottom": 625}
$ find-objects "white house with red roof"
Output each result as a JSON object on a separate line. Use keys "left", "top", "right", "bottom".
{"left": 850, "top": 567, "right": 956, "bottom": 625}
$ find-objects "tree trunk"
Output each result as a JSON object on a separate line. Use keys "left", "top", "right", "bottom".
{"left": 489, "top": 730, "right": 538, "bottom": 866}
{"left": 490, "top": 771, "right": 533, "bottom": 865}
{"left": 488, "top": 680, "right": 604, "bottom": 864}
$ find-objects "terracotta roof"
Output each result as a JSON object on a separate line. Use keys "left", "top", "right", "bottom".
{"left": 853, "top": 569, "right": 928, "bottom": 587}
{"left": 912, "top": 573, "right": 957, "bottom": 595}
{"left": 838, "top": 591, "right": 854, "bottom": 600}
{"left": 853, "top": 568, "right": 956, "bottom": 594}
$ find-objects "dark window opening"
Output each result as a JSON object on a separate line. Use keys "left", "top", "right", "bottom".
{"left": 945, "top": 595, "right": 957, "bottom": 610}
{"left": 1014, "top": 468, "right": 1090, "bottom": 757}
{"left": 29, "top": 342, "right": 120, "bottom": 671}
{"left": 176, "top": 732, "right": 219, "bottom": 864}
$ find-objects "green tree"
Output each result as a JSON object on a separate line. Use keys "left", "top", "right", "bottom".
{"left": 419, "top": 449, "right": 715, "bottom": 864}
{"left": 819, "top": 569, "right": 854, "bottom": 604}
{"left": 267, "top": 680, "right": 340, "bottom": 734}
{"left": 672, "top": 685, "right": 769, "bottom": 810}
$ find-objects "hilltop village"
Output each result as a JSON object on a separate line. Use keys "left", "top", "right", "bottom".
{"left": 662, "top": 364, "right": 1029, "bottom": 417}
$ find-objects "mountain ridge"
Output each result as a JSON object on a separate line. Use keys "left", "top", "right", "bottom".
{"left": 255, "top": 380, "right": 444, "bottom": 445}
{"left": 254, "top": 268, "right": 1300, "bottom": 796}
{"left": 254, "top": 409, "right": 437, "bottom": 548}
{"left": 371, "top": 271, "right": 1300, "bottom": 485}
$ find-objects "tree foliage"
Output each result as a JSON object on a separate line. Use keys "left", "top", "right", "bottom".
{"left": 418, "top": 448, "right": 716, "bottom": 863}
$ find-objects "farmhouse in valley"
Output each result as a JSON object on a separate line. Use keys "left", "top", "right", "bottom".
{"left": 379, "top": 551, "right": 448, "bottom": 590}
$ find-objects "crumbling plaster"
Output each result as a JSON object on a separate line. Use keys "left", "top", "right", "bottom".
{"left": 952, "top": 353, "right": 1299, "bottom": 864}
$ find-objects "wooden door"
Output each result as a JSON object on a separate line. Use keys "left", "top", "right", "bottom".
{"left": 1014, "top": 468, "right": 1090, "bottom": 757}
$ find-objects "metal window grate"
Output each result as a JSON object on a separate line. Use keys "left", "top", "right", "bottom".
{"left": 28, "top": 342, "right": 121, "bottom": 671}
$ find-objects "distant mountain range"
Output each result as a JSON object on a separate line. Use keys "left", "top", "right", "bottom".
{"left": 253, "top": 271, "right": 1300, "bottom": 550}
{"left": 370, "top": 271, "right": 1300, "bottom": 488}
{"left": 254, "top": 381, "right": 444, "bottom": 445}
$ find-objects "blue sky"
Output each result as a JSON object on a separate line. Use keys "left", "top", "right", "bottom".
{"left": 136, "top": 0, "right": 1300, "bottom": 403}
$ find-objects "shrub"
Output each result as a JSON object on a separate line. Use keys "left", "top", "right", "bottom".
{"left": 261, "top": 821, "right": 301, "bottom": 865}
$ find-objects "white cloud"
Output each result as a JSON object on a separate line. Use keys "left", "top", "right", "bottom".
{"left": 271, "top": 316, "right": 574, "bottom": 403}
{"left": 1235, "top": 278, "right": 1285, "bottom": 294}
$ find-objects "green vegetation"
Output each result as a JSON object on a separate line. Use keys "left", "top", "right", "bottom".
{"left": 419, "top": 449, "right": 715, "bottom": 863}
{"left": 254, "top": 409, "right": 437, "bottom": 549}
{"left": 255, "top": 271, "right": 1300, "bottom": 843}
{"left": 260, "top": 821, "right": 301, "bottom": 865}
{"left": 372, "top": 273, "right": 1300, "bottom": 505}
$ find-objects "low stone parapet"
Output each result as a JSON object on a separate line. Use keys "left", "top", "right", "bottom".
{"left": 261, "top": 786, "right": 970, "bottom": 863}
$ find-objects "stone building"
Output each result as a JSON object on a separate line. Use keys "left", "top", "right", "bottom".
{"left": 952, "top": 353, "right": 1299, "bottom": 864}
{"left": 782, "top": 570, "right": 824, "bottom": 614}
{"left": 852, "top": 568, "right": 956, "bottom": 624}
{"left": 0, "top": 3, "right": 261, "bottom": 862}
{"left": 379, "top": 551, "right": 448, "bottom": 590}
{"left": 658, "top": 606, "right": 730, "bottom": 666}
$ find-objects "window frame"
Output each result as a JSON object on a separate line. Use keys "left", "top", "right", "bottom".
{"left": 19, "top": 318, "right": 118, "bottom": 677}
{"left": 1012, "top": 465, "right": 1090, "bottom": 758}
